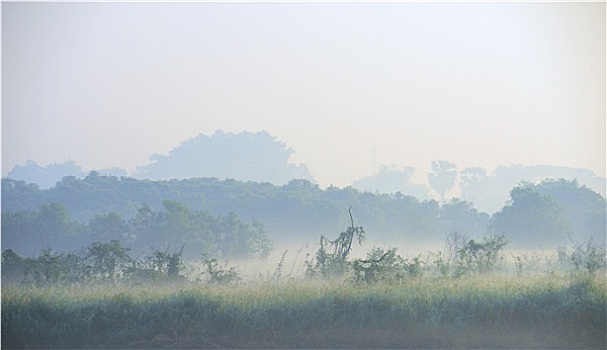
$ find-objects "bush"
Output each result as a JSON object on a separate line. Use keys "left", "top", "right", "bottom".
{"left": 306, "top": 207, "right": 365, "bottom": 279}
{"left": 2, "top": 241, "right": 190, "bottom": 286}
{"left": 200, "top": 255, "right": 241, "bottom": 285}
{"left": 567, "top": 238, "right": 606, "bottom": 275}
{"left": 452, "top": 234, "right": 508, "bottom": 277}
{"left": 352, "top": 247, "right": 400, "bottom": 284}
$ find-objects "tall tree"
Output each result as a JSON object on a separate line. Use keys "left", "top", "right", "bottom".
{"left": 490, "top": 183, "right": 571, "bottom": 248}
{"left": 352, "top": 165, "right": 430, "bottom": 199}
{"left": 533, "top": 179, "right": 606, "bottom": 244}
{"left": 88, "top": 212, "right": 131, "bottom": 244}
{"left": 428, "top": 160, "right": 458, "bottom": 203}
{"left": 135, "top": 130, "right": 314, "bottom": 184}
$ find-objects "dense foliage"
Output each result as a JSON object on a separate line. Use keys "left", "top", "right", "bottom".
{"left": 489, "top": 179, "right": 606, "bottom": 248}
{"left": 1, "top": 200, "right": 271, "bottom": 259}
{"left": 1, "top": 174, "right": 490, "bottom": 248}
{"left": 2, "top": 175, "right": 604, "bottom": 254}
{"left": 1, "top": 240, "right": 250, "bottom": 287}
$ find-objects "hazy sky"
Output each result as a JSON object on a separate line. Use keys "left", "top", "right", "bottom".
{"left": 3, "top": 2, "right": 605, "bottom": 187}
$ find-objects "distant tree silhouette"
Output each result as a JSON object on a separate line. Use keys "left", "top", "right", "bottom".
{"left": 490, "top": 182, "right": 571, "bottom": 248}
{"left": 459, "top": 164, "right": 606, "bottom": 214}
{"left": 428, "top": 160, "right": 457, "bottom": 203}
{"left": 135, "top": 130, "right": 314, "bottom": 185}
{"left": 7, "top": 160, "right": 85, "bottom": 189}
{"left": 353, "top": 165, "right": 430, "bottom": 199}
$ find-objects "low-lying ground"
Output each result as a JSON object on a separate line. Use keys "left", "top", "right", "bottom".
{"left": 2, "top": 273, "right": 605, "bottom": 349}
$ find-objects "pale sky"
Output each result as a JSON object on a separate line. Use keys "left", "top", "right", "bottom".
{"left": 2, "top": 2, "right": 605, "bottom": 188}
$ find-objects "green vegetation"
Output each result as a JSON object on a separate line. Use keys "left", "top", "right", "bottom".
{"left": 305, "top": 207, "right": 366, "bottom": 279}
{"left": 2, "top": 175, "right": 490, "bottom": 254}
{"left": 2, "top": 178, "right": 606, "bottom": 348}
{"left": 1, "top": 199, "right": 272, "bottom": 259}
{"left": 3, "top": 176, "right": 604, "bottom": 257}
{"left": 2, "top": 272, "right": 605, "bottom": 349}
{"left": 3, "top": 216, "right": 605, "bottom": 349}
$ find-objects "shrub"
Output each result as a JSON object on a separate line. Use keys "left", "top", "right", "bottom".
{"left": 83, "top": 240, "right": 133, "bottom": 282}
{"left": 200, "top": 255, "right": 241, "bottom": 285}
{"left": 452, "top": 234, "right": 508, "bottom": 277}
{"left": 306, "top": 207, "right": 365, "bottom": 279}
{"left": 567, "top": 238, "right": 606, "bottom": 275}
{"left": 352, "top": 247, "right": 400, "bottom": 284}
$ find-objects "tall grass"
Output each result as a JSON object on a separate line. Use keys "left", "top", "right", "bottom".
{"left": 3, "top": 272, "right": 605, "bottom": 349}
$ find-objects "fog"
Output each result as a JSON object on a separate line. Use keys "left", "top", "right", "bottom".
{"left": 5, "top": 130, "right": 606, "bottom": 214}
{"left": 3, "top": 2, "right": 605, "bottom": 188}
{"left": 2, "top": 3, "right": 606, "bottom": 348}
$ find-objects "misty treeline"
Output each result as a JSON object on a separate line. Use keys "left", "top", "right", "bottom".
{"left": 8, "top": 131, "right": 605, "bottom": 214}
{"left": 3, "top": 212, "right": 605, "bottom": 288}
{"left": 2, "top": 173, "right": 605, "bottom": 257}
{"left": 7, "top": 130, "right": 314, "bottom": 188}
{"left": 1, "top": 199, "right": 271, "bottom": 260}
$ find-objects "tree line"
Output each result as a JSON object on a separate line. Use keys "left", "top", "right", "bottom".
{"left": 2, "top": 199, "right": 271, "bottom": 259}
{"left": 2, "top": 175, "right": 605, "bottom": 254}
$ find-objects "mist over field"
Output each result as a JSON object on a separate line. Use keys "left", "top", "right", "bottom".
{"left": 2, "top": 2, "right": 605, "bottom": 349}
{"left": 2, "top": 131, "right": 606, "bottom": 348}
{"left": 3, "top": 134, "right": 606, "bottom": 254}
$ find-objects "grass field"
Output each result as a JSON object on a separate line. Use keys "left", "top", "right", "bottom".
{"left": 2, "top": 271, "right": 605, "bottom": 349}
